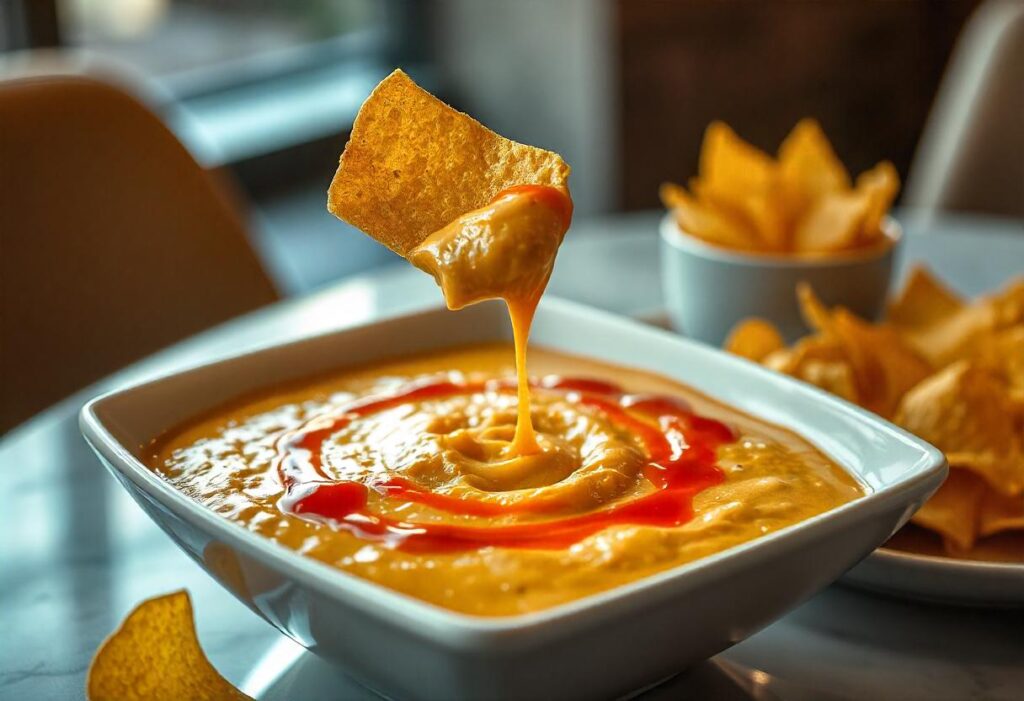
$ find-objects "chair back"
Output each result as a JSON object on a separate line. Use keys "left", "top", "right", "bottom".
{"left": 0, "top": 75, "right": 279, "bottom": 433}
{"left": 906, "top": 0, "right": 1024, "bottom": 219}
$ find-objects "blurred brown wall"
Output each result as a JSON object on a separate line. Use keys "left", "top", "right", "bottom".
{"left": 617, "top": 0, "right": 981, "bottom": 209}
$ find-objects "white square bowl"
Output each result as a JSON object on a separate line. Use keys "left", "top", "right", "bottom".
{"left": 80, "top": 298, "right": 946, "bottom": 701}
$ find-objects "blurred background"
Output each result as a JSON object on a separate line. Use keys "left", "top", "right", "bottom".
{"left": 1, "top": 0, "right": 1021, "bottom": 431}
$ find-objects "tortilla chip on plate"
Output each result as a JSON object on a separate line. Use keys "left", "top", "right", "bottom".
{"left": 792, "top": 359, "right": 860, "bottom": 405}
{"left": 796, "top": 283, "right": 931, "bottom": 417}
{"left": 894, "top": 360, "right": 1024, "bottom": 497}
{"left": 887, "top": 266, "right": 965, "bottom": 332}
{"left": 973, "top": 326, "right": 1024, "bottom": 409}
{"left": 979, "top": 486, "right": 1024, "bottom": 538}
{"left": 888, "top": 269, "right": 1024, "bottom": 367}
{"left": 724, "top": 318, "right": 786, "bottom": 362}
{"left": 911, "top": 468, "right": 988, "bottom": 553}
{"left": 725, "top": 271, "right": 1024, "bottom": 558}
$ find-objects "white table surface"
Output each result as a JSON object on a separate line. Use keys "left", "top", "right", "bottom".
{"left": 1, "top": 210, "right": 1022, "bottom": 700}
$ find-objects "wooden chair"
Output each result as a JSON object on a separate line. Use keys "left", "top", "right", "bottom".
{"left": 0, "top": 75, "right": 280, "bottom": 433}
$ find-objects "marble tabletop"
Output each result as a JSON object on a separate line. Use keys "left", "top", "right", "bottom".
{"left": 2, "top": 210, "right": 1022, "bottom": 700}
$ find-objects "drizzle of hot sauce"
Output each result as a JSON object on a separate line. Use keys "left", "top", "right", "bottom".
{"left": 276, "top": 376, "right": 735, "bottom": 553}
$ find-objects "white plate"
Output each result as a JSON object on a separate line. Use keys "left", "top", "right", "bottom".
{"left": 81, "top": 298, "right": 945, "bottom": 701}
{"left": 845, "top": 547, "right": 1024, "bottom": 608}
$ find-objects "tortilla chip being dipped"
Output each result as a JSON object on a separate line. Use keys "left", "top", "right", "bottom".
{"left": 327, "top": 68, "right": 570, "bottom": 256}
{"left": 87, "top": 591, "right": 251, "bottom": 701}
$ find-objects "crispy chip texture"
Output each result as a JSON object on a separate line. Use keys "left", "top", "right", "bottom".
{"left": 911, "top": 469, "right": 988, "bottom": 552}
{"left": 974, "top": 326, "right": 1024, "bottom": 409}
{"left": 700, "top": 121, "right": 776, "bottom": 198}
{"left": 796, "top": 284, "right": 931, "bottom": 417}
{"left": 87, "top": 591, "right": 251, "bottom": 701}
{"left": 661, "top": 118, "right": 898, "bottom": 255}
{"left": 979, "top": 486, "right": 1024, "bottom": 537}
{"left": 724, "top": 269, "right": 1024, "bottom": 558}
{"left": 792, "top": 190, "right": 869, "bottom": 253}
{"left": 855, "top": 161, "right": 899, "bottom": 242}
{"left": 895, "top": 361, "right": 1024, "bottom": 497}
{"left": 778, "top": 118, "right": 849, "bottom": 225}
{"left": 661, "top": 182, "right": 760, "bottom": 250}
{"left": 887, "top": 266, "right": 965, "bottom": 332}
{"left": 888, "top": 269, "right": 1024, "bottom": 367}
{"left": 328, "top": 69, "right": 570, "bottom": 256}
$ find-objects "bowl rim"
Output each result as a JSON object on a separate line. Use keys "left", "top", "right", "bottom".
{"left": 79, "top": 297, "right": 946, "bottom": 643}
{"left": 659, "top": 211, "right": 902, "bottom": 268}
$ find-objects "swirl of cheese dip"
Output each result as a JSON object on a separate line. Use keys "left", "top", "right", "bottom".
{"left": 150, "top": 345, "right": 863, "bottom": 615}
{"left": 314, "top": 384, "right": 646, "bottom": 514}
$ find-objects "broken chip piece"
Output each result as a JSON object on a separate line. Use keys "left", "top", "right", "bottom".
{"left": 87, "top": 591, "right": 251, "bottom": 701}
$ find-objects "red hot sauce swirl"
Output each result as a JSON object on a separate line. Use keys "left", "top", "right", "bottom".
{"left": 276, "top": 375, "right": 734, "bottom": 552}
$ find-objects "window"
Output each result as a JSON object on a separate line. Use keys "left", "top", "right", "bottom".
{"left": 57, "top": 0, "right": 383, "bottom": 97}
{"left": 4, "top": 1, "right": 431, "bottom": 168}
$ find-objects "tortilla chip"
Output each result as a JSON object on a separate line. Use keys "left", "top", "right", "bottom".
{"left": 794, "top": 359, "right": 860, "bottom": 404}
{"left": 699, "top": 121, "right": 776, "bottom": 198}
{"left": 691, "top": 179, "right": 786, "bottom": 251}
{"left": 777, "top": 118, "right": 850, "bottom": 223}
{"left": 763, "top": 333, "right": 846, "bottom": 373}
{"left": 797, "top": 283, "right": 931, "bottom": 416}
{"left": 724, "top": 318, "right": 785, "bottom": 361}
{"left": 992, "top": 278, "right": 1024, "bottom": 327}
{"left": 973, "top": 326, "right": 1024, "bottom": 409}
{"left": 887, "top": 268, "right": 985, "bottom": 367}
{"left": 888, "top": 270, "right": 1024, "bottom": 367}
{"left": 796, "top": 282, "right": 835, "bottom": 334}
{"left": 793, "top": 189, "right": 870, "bottom": 253}
{"left": 887, "top": 266, "right": 965, "bottom": 331}
{"left": 664, "top": 118, "right": 899, "bottom": 255}
{"left": 979, "top": 487, "right": 1024, "bottom": 537}
{"left": 911, "top": 468, "right": 987, "bottom": 552}
{"left": 692, "top": 122, "right": 789, "bottom": 250}
{"left": 854, "top": 161, "right": 899, "bottom": 242}
{"left": 328, "top": 69, "right": 570, "bottom": 256}
{"left": 834, "top": 310, "right": 933, "bottom": 417}
{"left": 895, "top": 361, "right": 1024, "bottom": 496}
{"left": 87, "top": 591, "right": 251, "bottom": 701}
{"left": 661, "top": 182, "right": 761, "bottom": 250}
{"left": 758, "top": 323, "right": 860, "bottom": 403}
